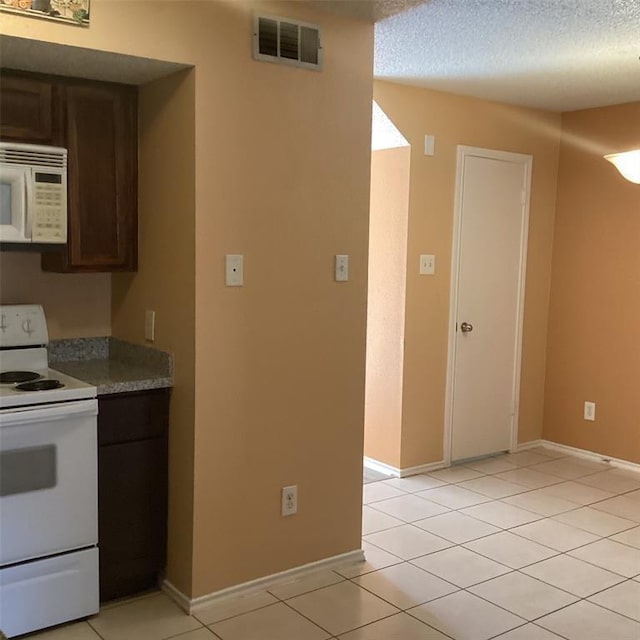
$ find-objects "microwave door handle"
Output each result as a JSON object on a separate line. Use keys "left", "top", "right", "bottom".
{"left": 24, "top": 169, "right": 33, "bottom": 239}
{"left": 2, "top": 166, "right": 28, "bottom": 241}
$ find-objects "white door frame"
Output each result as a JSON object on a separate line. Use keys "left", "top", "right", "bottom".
{"left": 443, "top": 145, "right": 532, "bottom": 465}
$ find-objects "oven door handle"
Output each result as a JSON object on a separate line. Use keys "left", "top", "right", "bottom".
{"left": 0, "top": 399, "right": 98, "bottom": 427}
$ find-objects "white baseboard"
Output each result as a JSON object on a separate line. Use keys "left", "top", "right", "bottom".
{"left": 399, "top": 460, "right": 447, "bottom": 477}
{"left": 162, "top": 579, "right": 191, "bottom": 613}
{"left": 367, "top": 441, "right": 639, "bottom": 476}
{"left": 538, "top": 439, "right": 640, "bottom": 474}
{"left": 163, "top": 548, "right": 365, "bottom": 614}
{"left": 364, "top": 456, "right": 447, "bottom": 478}
{"left": 512, "top": 438, "right": 640, "bottom": 473}
{"left": 511, "top": 439, "right": 543, "bottom": 452}
{"left": 364, "top": 456, "right": 401, "bottom": 477}
{"left": 165, "top": 441, "right": 638, "bottom": 616}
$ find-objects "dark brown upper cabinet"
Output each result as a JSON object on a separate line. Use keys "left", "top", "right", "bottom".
{"left": 0, "top": 72, "right": 61, "bottom": 144}
{"left": 42, "top": 80, "right": 138, "bottom": 272}
{"left": 0, "top": 70, "right": 138, "bottom": 272}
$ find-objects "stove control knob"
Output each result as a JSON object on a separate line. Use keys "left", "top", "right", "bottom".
{"left": 22, "top": 319, "right": 34, "bottom": 335}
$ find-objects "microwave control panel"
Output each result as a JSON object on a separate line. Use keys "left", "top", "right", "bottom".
{"left": 31, "top": 171, "right": 67, "bottom": 243}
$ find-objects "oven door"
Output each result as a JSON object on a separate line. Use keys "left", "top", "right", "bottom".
{"left": 0, "top": 399, "right": 98, "bottom": 565}
{"left": 0, "top": 165, "right": 28, "bottom": 243}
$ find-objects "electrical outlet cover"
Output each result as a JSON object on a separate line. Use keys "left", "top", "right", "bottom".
{"left": 335, "top": 255, "right": 349, "bottom": 282}
{"left": 281, "top": 485, "right": 298, "bottom": 516}
{"left": 144, "top": 310, "right": 155, "bottom": 342}
{"left": 225, "top": 254, "right": 244, "bottom": 286}
{"left": 584, "top": 401, "right": 596, "bottom": 421}
{"left": 419, "top": 254, "right": 435, "bottom": 275}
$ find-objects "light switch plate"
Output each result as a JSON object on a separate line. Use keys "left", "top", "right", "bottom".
{"left": 424, "top": 134, "right": 435, "bottom": 156}
{"left": 145, "top": 310, "right": 155, "bottom": 342}
{"left": 419, "top": 254, "right": 435, "bottom": 275}
{"left": 335, "top": 254, "right": 349, "bottom": 282}
{"left": 225, "top": 254, "right": 244, "bottom": 286}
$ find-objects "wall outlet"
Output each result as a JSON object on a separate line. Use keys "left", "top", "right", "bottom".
{"left": 584, "top": 401, "right": 596, "bottom": 421}
{"left": 281, "top": 485, "right": 298, "bottom": 516}
{"left": 145, "top": 309, "right": 156, "bottom": 342}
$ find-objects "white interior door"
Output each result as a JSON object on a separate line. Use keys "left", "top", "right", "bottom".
{"left": 447, "top": 147, "right": 531, "bottom": 462}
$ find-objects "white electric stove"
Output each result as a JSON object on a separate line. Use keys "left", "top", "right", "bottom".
{"left": 0, "top": 304, "right": 99, "bottom": 638}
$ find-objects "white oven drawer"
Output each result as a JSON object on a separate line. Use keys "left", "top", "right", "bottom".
{"left": 0, "top": 547, "right": 99, "bottom": 638}
{"left": 0, "top": 399, "right": 98, "bottom": 565}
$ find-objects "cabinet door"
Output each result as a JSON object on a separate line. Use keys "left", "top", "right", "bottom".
{"left": 0, "top": 73, "right": 59, "bottom": 144}
{"left": 97, "top": 389, "right": 169, "bottom": 602}
{"left": 43, "top": 81, "right": 138, "bottom": 272}
{"left": 98, "top": 438, "right": 168, "bottom": 601}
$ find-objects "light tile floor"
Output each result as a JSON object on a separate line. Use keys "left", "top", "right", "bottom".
{"left": 27, "top": 446, "right": 640, "bottom": 640}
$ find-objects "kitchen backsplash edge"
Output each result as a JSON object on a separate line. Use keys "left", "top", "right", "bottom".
{"left": 49, "top": 337, "right": 173, "bottom": 378}
{"left": 48, "top": 337, "right": 109, "bottom": 362}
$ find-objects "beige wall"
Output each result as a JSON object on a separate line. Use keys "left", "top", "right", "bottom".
{"left": 544, "top": 102, "right": 640, "bottom": 464}
{"left": 111, "top": 70, "right": 197, "bottom": 594}
{"left": 1, "top": 0, "right": 373, "bottom": 598}
{"left": 190, "top": 4, "right": 373, "bottom": 593}
{"left": 364, "top": 146, "right": 410, "bottom": 468}
{"left": 0, "top": 252, "right": 111, "bottom": 337}
{"left": 374, "top": 81, "right": 562, "bottom": 468}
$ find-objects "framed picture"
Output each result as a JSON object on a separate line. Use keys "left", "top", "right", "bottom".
{"left": 0, "top": 0, "right": 89, "bottom": 25}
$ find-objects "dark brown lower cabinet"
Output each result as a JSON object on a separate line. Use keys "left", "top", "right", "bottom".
{"left": 98, "top": 388, "right": 170, "bottom": 602}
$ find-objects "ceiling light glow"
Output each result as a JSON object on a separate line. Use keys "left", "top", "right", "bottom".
{"left": 604, "top": 149, "right": 640, "bottom": 184}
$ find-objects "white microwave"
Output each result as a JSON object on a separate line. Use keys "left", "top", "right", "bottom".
{"left": 0, "top": 142, "right": 68, "bottom": 245}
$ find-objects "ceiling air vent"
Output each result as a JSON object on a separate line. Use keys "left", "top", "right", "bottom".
{"left": 253, "top": 15, "right": 322, "bottom": 71}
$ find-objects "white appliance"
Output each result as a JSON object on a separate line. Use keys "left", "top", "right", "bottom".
{"left": 0, "top": 305, "right": 98, "bottom": 638}
{"left": 0, "top": 142, "right": 68, "bottom": 244}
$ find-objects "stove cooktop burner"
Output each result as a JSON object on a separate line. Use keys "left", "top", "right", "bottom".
{"left": 15, "top": 379, "right": 65, "bottom": 392}
{"left": 0, "top": 371, "right": 42, "bottom": 384}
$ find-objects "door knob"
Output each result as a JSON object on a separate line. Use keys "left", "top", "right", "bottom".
{"left": 460, "top": 322, "right": 473, "bottom": 333}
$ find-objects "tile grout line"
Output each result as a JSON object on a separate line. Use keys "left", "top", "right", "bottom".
{"left": 278, "top": 594, "right": 351, "bottom": 638}
{"left": 365, "top": 483, "right": 638, "bottom": 543}
{"left": 358, "top": 456, "right": 639, "bottom": 637}
{"left": 346, "top": 568, "right": 460, "bottom": 611}
{"left": 193, "top": 598, "right": 279, "bottom": 628}
{"left": 163, "top": 622, "right": 217, "bottom": 640}
{"left": 350, "top": 549, "right": 636, "bottom": 638}
{"left": 579, "top": 578, "right": 640, "bottom": 624}
{"left": 86, "top": 619, "right": 108, "bottom": 640}
{"left": 370, "top": 475, "right": 622, "bottom": 513}
{"left": 349, "top": 539, "right": 600, "bottom": 631}
{"left": 37, "top": 450, "right": 637, "bottom": 640}
{"left": 403, "top": 607, "right": 460, "bottom": 640}
{"left": 363, "top": 498, "right": 638, "bottom": 585}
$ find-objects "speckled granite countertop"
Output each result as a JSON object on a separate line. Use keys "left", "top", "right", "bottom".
{"left": 49, "top": 337, "right": 173, "bottom": 395}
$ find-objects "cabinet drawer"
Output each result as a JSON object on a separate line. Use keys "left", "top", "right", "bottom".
{"left": 98, "top": 388, "right": 170, "bottom": 446}
{"left": 0, "top": 547, "right": 98, "bottom": 637}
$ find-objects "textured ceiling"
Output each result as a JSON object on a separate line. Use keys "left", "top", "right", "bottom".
{"left": 374, "top": 0, "right": 640, "bottom": 112}
{"left": 2, "top": 1, "right": 638, "bottom": 112}
{"left": 309, "top": 0, "right": 428, "bottom": 22}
